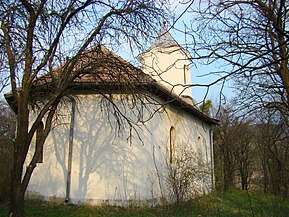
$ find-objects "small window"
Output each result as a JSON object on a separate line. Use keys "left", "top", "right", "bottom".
{"left": 169, "top": 126, "right": 176, "bottom": 164}
{"left": 36, "top": 121, "right": 44, "bottom": 163}
{"left": 183, "top": 65, "right": 187, "bottom": 84}
{"left": 197, "top": 135, "right": 204, "bottom": 160}
{"left": 197, "top": 136, "right": 201, "bottom": 145}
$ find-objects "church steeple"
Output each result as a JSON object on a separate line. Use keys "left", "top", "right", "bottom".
{"left": 138, "top": 23, "right": 192, "bottom": 98}
{"left": 149, "top": 21, "right": 179, "bottom": 49}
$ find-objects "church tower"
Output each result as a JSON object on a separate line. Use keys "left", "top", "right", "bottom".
{"left": 138, "top": 22, "right": 192, "bottom": 98}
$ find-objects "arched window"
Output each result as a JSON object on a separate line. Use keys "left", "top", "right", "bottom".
{"left": 169, "top": 126, "right": 176, "bottom": 164}
{"left": 183, "top": 64, "right": 188, "bottom": 84}
{"left": 197, "top": 135, "right": 204, "bottom": 160}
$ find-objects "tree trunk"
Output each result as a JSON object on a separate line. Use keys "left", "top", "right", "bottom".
{"left": 10, "top": 131, "right": 27, "bottom": 217}
{"left": 10, "top": 172, "right": 25, "bottom": 217}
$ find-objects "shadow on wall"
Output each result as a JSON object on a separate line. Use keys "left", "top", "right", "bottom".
{"left": 48, "top": 95, "right": 167, "bottom": 205}
{"left": 28, "top": 94, "right": 212, "bottom": 206}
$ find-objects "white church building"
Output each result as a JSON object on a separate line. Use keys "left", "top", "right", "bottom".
{"left": 15, "top": 26, "right": 218, "bottom": 206}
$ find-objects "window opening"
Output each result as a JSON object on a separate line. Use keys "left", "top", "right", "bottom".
{"left": 183, "top": 65, "right": 187, "bottom": 84}
{"left": 169, "top": 126, "right": 176, "bottom": 164}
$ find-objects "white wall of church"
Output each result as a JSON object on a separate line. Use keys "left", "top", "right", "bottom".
{"left": 139, "top": 46, "right": 192, "bottom": 98}
{"left": 25, "top": 93, "right": 213, "bottom": 205}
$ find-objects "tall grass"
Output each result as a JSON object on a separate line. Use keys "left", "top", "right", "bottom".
{"left": 1, "top": 188, "right": 289, "bottom": 217}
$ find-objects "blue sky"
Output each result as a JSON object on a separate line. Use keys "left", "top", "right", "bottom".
{"left": 121, "top": 0, "right": 236, "bottom": 105}
{"left": 169, "top": 1, "right": 235, "bottom": 104}
{"left": 1, "top": 1, "right": 235, "bottom": 105}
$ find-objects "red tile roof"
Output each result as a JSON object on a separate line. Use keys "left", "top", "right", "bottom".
{"left": 33, "top": 46, "right": 153, "bottom": 87}
{"left": 5, "top": 45, "right": 218, "bottom": 125}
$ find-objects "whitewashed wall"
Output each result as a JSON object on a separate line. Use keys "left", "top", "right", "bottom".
{"left": 139, "top": 46, "right": 192, "bottom": 98}
{"left": 25, "top": 93, "right": 213, "bottom": 205}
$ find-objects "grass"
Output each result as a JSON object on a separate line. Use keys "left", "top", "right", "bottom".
{"left": 1, "top": 189, "right": 289, "bottom": 217}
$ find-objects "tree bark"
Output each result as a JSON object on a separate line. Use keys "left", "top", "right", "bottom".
{"left": 10, "top": 169, "right": 25, "bottom": 217}
{"left": 9, "top": 90, "right": 29, "bottom": 217}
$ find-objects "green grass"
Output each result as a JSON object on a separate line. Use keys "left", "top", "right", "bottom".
{"left": 189, "top": 188, "right": 289, "bottom": 217}
{"left": 1, "top": 189, "right": 289, "bottom": 217}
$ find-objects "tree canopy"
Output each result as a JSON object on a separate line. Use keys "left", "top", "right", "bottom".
{"left": 181, "top": 0, "right": 289, "bottom": 115}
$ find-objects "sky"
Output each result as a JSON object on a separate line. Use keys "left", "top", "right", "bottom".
{"left": 168, "top": 1, "right": 235, "bottom": 105}
{"left": 127, "top": 0, "right": 236, "bottom": 105}
{"left": 1, "top": 0, "right": 235, "bottom": 105}
{"left": 169, "top": 1, "right": 235, "bottom": 104}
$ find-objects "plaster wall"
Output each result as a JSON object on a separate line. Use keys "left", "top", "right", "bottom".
{"left": 139, "top": 46, "right": 192, "bottom": 97}
{"left": 25, "top": 93, "right": 213, "bottom": 205}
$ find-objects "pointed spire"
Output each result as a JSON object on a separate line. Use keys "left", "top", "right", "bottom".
{"left": 149, "top": 21, "right": 179, "bottom": 49}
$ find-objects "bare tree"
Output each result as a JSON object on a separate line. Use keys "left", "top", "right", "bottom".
{"left": 213, "top": 101, "right": 255, "bottom": 191}
{"left": 177, "top": 0, "right": 289, "bottom": 191}
{"left": 213, "top": 104, "right": 238, "bottom": 191}
{"left": 213, "top": 99, "right": 289, "bottom": 195}
{"left": 255, "top": 108, "right": 289, "bottom": 197}
{"left": 234, "top": 122, "right": 254, "bottom": 190}
{"left": 0, "top": 1, "right": 168, "bottom": 216}
{"left": 179, "top": 0, "right": 288, "bottom": 115}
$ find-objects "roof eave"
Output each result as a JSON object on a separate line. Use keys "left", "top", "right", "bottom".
{"left": 148, "top": 82, "right": 219, "bottom": 126}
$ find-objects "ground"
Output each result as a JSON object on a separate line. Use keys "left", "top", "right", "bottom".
{"left": 1, "top": 188, "right": 289, "bottom": 217}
